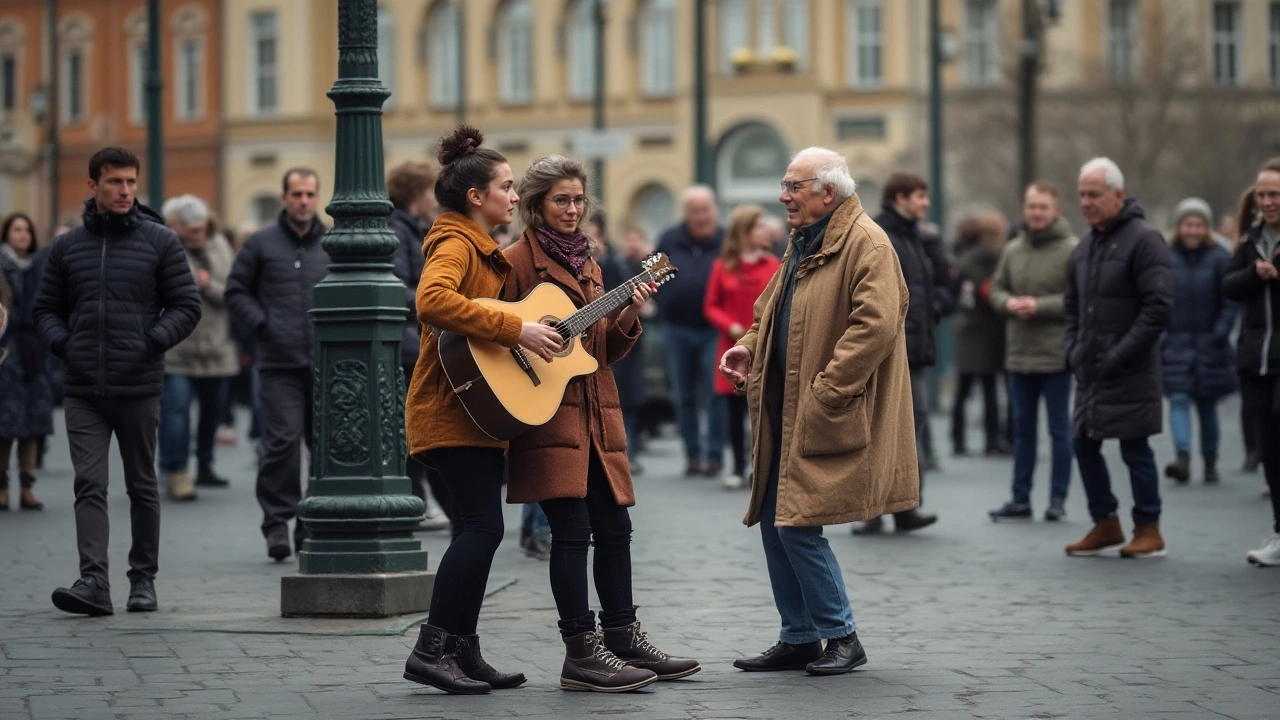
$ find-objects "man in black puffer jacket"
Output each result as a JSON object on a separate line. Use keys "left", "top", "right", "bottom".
{"left": 1063, "top": 158, "right": 1172, "bottom": 560}
{"left": 34, "top": 147, "right": 201, "bottom": 616}
{"left": 225, "top": 168, "right": 330, "bottom": 561}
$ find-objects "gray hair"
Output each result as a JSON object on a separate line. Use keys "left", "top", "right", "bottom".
{"left": 161, "top": 194, "right": 209, "bottom": 226}
{"left": 1079, "top": 157, "right": 1125, "bottom": 191}
{"left": 792, "top": 147, "right": 857, "bottom": 200}
{"left": 517, "top": 155, "right": 595, "bottom": 230}
{"left": 680, "top": 184, "right": 716, "bottom": 209}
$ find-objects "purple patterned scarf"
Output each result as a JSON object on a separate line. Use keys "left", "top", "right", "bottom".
{"left": 533, "top": 225, "right": 591, "bottom": 277}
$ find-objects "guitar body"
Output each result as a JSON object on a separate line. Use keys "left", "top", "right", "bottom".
{"left": 438, "top": 283, "right": 600, "bottom": 440}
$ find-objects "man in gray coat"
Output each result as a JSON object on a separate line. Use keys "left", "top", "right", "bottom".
{"left": 226, "top": 168, "right": 330, "bottom": 561}
{"left": 1063, "top": 158, "right": 1172, "bottom": 559}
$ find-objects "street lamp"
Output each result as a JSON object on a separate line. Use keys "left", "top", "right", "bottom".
{"left": 280, "top": 0, "right": 430, "bottom": 618}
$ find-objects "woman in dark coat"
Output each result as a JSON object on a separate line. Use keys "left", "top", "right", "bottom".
{"left": 951, "top": 212, "right": 1010, "bottom": 456}
{"left": 0, "top": 213, "right": 53, "bottom": 511}
{"left": 1161, "top": 198, "right": 1237, "bottom": 484}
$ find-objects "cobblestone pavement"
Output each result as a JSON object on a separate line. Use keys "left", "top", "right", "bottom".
{"left": 1, "top": 401, "right": 1278, "bottom": 720}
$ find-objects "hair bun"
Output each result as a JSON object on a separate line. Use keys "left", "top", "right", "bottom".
{"left": 438, "top": 124, "right": 485, "bottom": 167}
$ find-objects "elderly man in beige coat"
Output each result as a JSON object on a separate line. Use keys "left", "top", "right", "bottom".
{"left": 721, "top": 147, "right": 919, "bottom": 676}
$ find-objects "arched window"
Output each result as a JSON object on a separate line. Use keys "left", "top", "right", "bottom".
{"left": 498, "top": 0, "right": 534, "bottom": 104}
{"left": 377, "top": 7, "right": 396, "bottom": 107}
{"left": 631, "top": 184, "right": 675, "bottom": 246}
{"left": 639, "top": 0, "right": 675, "bottom": 96}
{"left": 427, "top": 1, "right": 461, "bottom": 108}
{"left": 566, "top": 0, "right": 596, "bottom": 101}
{"left": 715, "top": 122, "right": 790, "bottom": 214}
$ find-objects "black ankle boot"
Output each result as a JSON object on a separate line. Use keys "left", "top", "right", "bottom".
{"left": 449, "top": 634, "right": 526, "bottom": 689}
{"left": 806, "top": 632, "right": 868, "bottom": 676}
{"left": 403, "top": 625, "right": 491, "bottom": 695}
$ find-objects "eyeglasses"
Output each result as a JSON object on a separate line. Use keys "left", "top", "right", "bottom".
{"left": 548, "top": 195, "right": 588, "bottom": 210}
{"left": 780, "top": 177, "right": 818, "bottom": 194}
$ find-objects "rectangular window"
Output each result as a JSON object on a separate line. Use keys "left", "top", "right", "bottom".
{"left": 963, "top": 0, "right": 1000, "bottom": 86}
{"left": 252, "top": 195, "right": 279, "bottom": 224}
{"left": 129, "top": 44, "right": 146, "bottom": 125}
{"left": 377, "top": 8, "right": 396, "bottom": 107}
{"left": 757, "top": 0, "right": 776, "bottom": 55}
{"left": 720, "top": 0, "right": 749, "bottom": 74}
{"left": 429, "top": 4, "right": 461, "bottom": 108}
{"left": 62, "top": 48, "right": 85, "bottom": 124}
{"left": 0, "top": 54, "right": 15, "bottom": 112}
{"left": 847, "top": 0, "right": 882, "bottom": 88}
{"left": 641, "top": 1, "right": 676, "bottom": 97}
{"left": 837, "top": 116, "right": 886, "bottom": 140}
{"left": 1213, "top": 1, "right": 1240, "bottom": 87}
{"left": 250, "top": 11, "right": 278, "bottom": 115}
{"left": 1270, "top": 2, "right": 1280, "bottom": 86}
{"left": 1106, "top": 0, "right": 1139, "bottom": 82}
{"left": 781, "top": 0, "right": 809, "bottom": 70}
{"left": 176, "top": 39, "right": 202, "bottom": 121}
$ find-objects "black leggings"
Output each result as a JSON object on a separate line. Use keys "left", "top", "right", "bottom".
{"left": 952, "top": 373, "right": 1000, "bottom": 452}
{"left": 725, "top": 393, "right": 749, "bottom": 476}
{"left": 539, "top": 454, "right": 635, "bottom": 639}
{"left": 1241, "top": 374, "right": 1280, "bottom": 532}
{"left": 424, "top": 446, "right": 505, "bottom": 635}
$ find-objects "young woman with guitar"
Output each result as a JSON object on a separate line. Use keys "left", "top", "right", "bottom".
{"left": 401, "top": 126, "right": 564, "bottom": 695}
{"left": 500, "top": 155, "right": 701, "bottom": 693}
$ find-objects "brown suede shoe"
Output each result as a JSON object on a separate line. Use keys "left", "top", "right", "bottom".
{"left": 1120, "top": 522, "right": 1166, "bottom": 558}
{"left": 1065, "top": 517, "right": 1125, "bottom": 556}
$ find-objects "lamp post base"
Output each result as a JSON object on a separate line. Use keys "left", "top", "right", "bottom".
{"left": 281, "top": 571, "right": 434, "bottom": 618}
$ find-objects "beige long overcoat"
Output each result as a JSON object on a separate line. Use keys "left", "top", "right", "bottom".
{"left": 738, "top": 193, "right": 920, "bottom": 528}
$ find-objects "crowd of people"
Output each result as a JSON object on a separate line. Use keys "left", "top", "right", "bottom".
{"left": 3, "top": 135, "right": 1280, "bottom": 693}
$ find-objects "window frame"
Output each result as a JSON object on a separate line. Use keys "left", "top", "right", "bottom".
{"left": 249, "top": 10, "right": 279, "bottom": 117}
{"left": 719, "top": 0, "right": 749, "bottom": 75}
{"left": 780, "top": 0, "right": 809, "bottom": 70}
{"left": 962, "top": 0, "right": 1001, "bottom": 87}
{"left": 0, "top": 52, "right": 14, "bottom": 113}
{"left": 498, "top": 0, "right": 534, "bottom": 105}
{"left": 846, "top": 0, "right": 883, "bottom": 89}
{"left": 428, "top": 1, "right": 462, "bottom": 109}
{"left": 1105, "top": 0, "right": 1140, "bottom": 83}
{"left": 377, "top": 6, "right": 396, "bottom": 108}
{"left": 174, "top": 37, "right": 204, "bottom": 122}
{"left": 61, "top": 46, "right": 86, "bottom": 125}
{"left": 639, "top": 0, "right": 676, "bottom": 98}
{"left": 1212, "top": 1, "right": 1241, "bottom": 87}
{"left": 1269, "top": 1, "right": 1280, "bottom": 87}
{"left": 566, "top": 0, "right": 597, "bottom": 102}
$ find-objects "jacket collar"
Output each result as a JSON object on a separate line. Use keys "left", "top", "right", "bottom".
{"left": 1024, "top": 215, "right": 1074, "bottom": 248}
{"left": 875, "top": 202, "right": 918, "bottom": 240}
{"left": 1092, "top": 197, "right": 1145, "bottom": 237}
{"left": 430, "top": 211, "right": 506, "bottom": 260}
{"left": 789, "top": 193, "right": 865, "bottom": 267}
{"left": 81, "top": 198, "right": 164, "bottom": 236}
{"left": 523, "top": 228, "right": 600, "bottom": 305}
{"left": 390, "top": 206, "right": 426, "bottom": 237}
{"left": 275, "top": 210, "right": 326, "bottom": 245}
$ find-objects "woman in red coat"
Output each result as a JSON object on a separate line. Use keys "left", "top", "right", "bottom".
{"left": 703, "top": 204, "right": 782, "bottom": 489}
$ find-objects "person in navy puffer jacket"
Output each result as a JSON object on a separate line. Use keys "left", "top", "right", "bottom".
{"left": 1161, "top": 198, "right": 1237, "bottom": 485}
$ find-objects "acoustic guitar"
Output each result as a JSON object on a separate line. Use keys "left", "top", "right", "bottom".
{"left": 438, "top": 253, "right": 678, "bottom": 440}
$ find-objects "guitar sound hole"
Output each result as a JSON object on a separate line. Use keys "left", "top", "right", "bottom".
{"left": 540, "top": 315, "right": 576, "bottom": 359}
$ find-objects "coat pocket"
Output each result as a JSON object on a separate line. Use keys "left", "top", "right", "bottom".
{"left": 799, "top": 384, "right": 870, "bottom": 457}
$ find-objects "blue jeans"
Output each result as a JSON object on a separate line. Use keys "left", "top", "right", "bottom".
{"left": 1168, "top": 393, "right": 1220, "bottom": 460}
{"left": 663, "top": 324, "right": 725, "bottom": 464}
{"left": 1073, "top": 436, "right": 1161, "bottom": 524}
{"left": 759, "top": 460, "right": 856, "bottom": 644}
{"left": 622, "top": 407, "right": 641, "bottom": 459}
{"left": 522, "top": 502, "right": 550, "bottom": 534}
{"left": 159, "top": 375, "right": 229, "bottom": 473}
{"left": 1008, "top": 371, "right": 1073, "bottom": 505}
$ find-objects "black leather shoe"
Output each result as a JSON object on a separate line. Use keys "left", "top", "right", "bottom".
{"left": 893, "top": 509, "right": 938, "bottom": 532}
{"left": 266, "top": 526, "right": 291, "bottom": 561}
{"left": 732, "top": 641, "right": 823, "bottom": 672}
{"left": 51, "top": 577, "right": 114, "bottom": 616}
{"left": 851, "top": 516, "right": 884, "bottom": 535}
{"left": 195, "top": 464, "right": 231, "bottom": 488}
{"left": 806, "top": 632, "right": 868, "bottom": 676}
{"left": 127, "top": 579, "right": 158, "bottom": 612}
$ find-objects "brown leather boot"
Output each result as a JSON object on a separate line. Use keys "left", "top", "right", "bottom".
{"left": 560, "top": 629, "right": 658, "bottom": 692}
{"left": 601, "top": 621, "right": 701, "bottom": 681}
{"left": 403, "top": 624, "right": 491, "bottom": 695}
{"left": 1120, "top": 522, "right": 1166, "bottom": 558}
{"left": 1065, "top": 517, "right": 1125, "bottom": 556}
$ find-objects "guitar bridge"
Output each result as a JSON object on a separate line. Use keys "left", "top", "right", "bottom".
{"left": 511, "top": 347, "right": 542, "bottom": 387}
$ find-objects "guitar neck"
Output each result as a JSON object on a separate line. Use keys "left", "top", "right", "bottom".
{"left": 559, "top": 270, "right": 653, "bottom": 337}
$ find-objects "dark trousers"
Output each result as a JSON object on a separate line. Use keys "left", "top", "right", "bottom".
{"left": 725, "top": 392, "right": 749, "bottom": 477}
{"left": 1240, "top": 374, "right": 1280, "bottom": 532}
{"left": 1241, "top": 370, "right": 1258, "bottom": 458}
{"left": 257, "top": 368, "right": 312, "bottom": 536}
{"left": 158, "top": 375, "right": 229, "bottom": 473}
{"left": 64, "top": 395, "right": 161, "bottom": 586}
{"left": 425, "top": 446, "right": 505, "bottom": 635}
{"left": 952, "top": 373, "right": 1000, "bottom": 452}
{"left": 539, "top": 453, "right": 635, "bottom": 638}
{"left": 1073, "top": 436, "right": 1161, "bottom": 525}
{"left": 401, "top": 363, "right": 459, "bottom": 533}
{"left": 1008, "top": 371, "right": 1073, "bottom": 505}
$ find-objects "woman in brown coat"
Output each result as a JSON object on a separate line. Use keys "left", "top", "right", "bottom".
{"left": 502, "top": 156, "right": 700, "bottom": 693}
{"left": 400, "top": 127, "right": 563, "bottom": 696}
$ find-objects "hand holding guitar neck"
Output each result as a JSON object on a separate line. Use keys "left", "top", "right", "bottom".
{"left": 520, "top": 321, "right": 564, "bottom": 362}
{"left": 619, "top": 281, "right": 660, "bottom": 327}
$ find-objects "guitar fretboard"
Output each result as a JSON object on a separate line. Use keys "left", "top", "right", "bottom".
{"left": 557, "top": 270, "right": 654, "bottom": 338}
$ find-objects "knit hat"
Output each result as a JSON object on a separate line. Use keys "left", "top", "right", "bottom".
{"left": 1173, "top": 197, "right": 1213, "bottom": 227}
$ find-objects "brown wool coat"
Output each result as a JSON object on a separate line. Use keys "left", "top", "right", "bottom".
{"left": 739, "top": 193, "right": 920, "bottom": 528}
{"left": 406, "top": 212, "right": 524, "bottom": 459}
{"left": 501, "top": 232, "right": 641, "bottom": 506}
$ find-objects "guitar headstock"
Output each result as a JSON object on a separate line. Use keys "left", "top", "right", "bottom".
{"left": 642, "top": 253, "right": 678, "bottom": 286}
